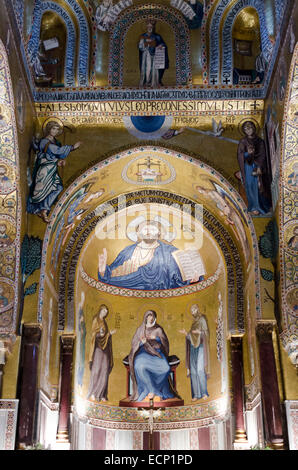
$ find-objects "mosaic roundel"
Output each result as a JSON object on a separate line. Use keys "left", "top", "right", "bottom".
{"left": 0, "top": 160, "right": 16, "bottom": 195}
{"left": 0, "top": 279, "right": 14, "bottom": 315}
{"left": 284, "top": 221, "right": 298, "bottom": 255}
{"left": 121, "top": 153, "right": 176, "bottom": 185}
{"left": 123, "top": 115, "right": 173, "bottom": 140}
{"left": 285, "top": 287, "right": 298, "bottom": 318}
{"left": 0, "top": 215, "right": 16, "bottom": 250}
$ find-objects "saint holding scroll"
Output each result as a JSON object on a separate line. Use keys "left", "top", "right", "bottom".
{"left": 138, "top": 20, "right": 169, "bottom": 88}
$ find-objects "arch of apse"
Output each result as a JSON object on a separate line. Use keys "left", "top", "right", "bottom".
{"left": 37, "top": 145, "right": 261, "bottom": 336}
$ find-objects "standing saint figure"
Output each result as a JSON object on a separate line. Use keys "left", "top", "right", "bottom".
{"left": 138, "top": 20, "right": 169, "bottom": 88}
{"left": 95, "top": 0, "right": 114, "bottom": 31}
{"left": 87, "top": 304, "right": 116, "bottom": 402}
{"left": 179, "top": 304, "right": 210, "bottom": 401}
{"left": 27, "top": 121, "right": 81, "bottom": 223}
{"left": 237, "top": 120, "right": 271, "bottom": 216}
{"left": 30, "top": 40, "right": 52, "bottom": 83}
{"left": 128, "top": 310, "right": 179, "bottom": 402}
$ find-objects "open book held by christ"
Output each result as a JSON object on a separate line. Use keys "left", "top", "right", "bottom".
{"left": 172, "top": 250, "right": 206, "bottom": 282}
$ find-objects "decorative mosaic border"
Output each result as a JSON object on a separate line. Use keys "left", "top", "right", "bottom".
{"left": 64, "top": 0, "right": 90, "bottom": 86}
{"left": 207, "top": 0, "right": 288, "bottom": 86}
{"left": 108, "top": 4, "right": 192, "bottom": 87}
{"left": 80, "top": 262, "right": 223, "bottom": 298}
{"left": 220, "top": 0, "right": 273, "bottom": 85}
{"left": 0, "top": 400, "right": 18, "bottom": 450}
{"left": 75, "top": 396, "right": 230, "bottom": 427}
{"left": 9, "top": 0, "right": 95, "bottom": 88}
{"left": 279, "top": 43, "right": 298, "bottom": 365}
{"left": 33, "top": 85, "right": 265, "bottom": 102}
{"left": 27, "top": 0, "right": 76, "bottom": 87}
{"left": 0, "top": 41, "right": 22, "bottom": 334}
{"left": 11, "top": 0, "right": 24, "bottom": 34}
{"left": 285, "top": 401, "right": 298, "bottom": 450}
{"left": 27, "top": 0, "right": 91, "bottom": 87}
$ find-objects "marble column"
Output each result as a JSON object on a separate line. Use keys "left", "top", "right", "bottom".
{"left": 56, "top": 334, "right": 75, "bottom": 443}
{"left": 256, "top": 322, "right": 285, "bottom": 450}
{"left": 16, "top": 324, "right": 42, "bottom": 448}
{"left": 230, "top": 336, "right": 248, "bottom": 443}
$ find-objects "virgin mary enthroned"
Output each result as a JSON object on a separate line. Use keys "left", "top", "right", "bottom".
{"left": 128, "top": 310, "right": 179, "bottom": 402}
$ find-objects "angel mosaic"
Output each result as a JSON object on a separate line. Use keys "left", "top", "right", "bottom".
{"left": 195, "top": 180, "right": 251, "bottom": 266}
{"left": 27, "top": 119, "right": 82, "bottom": 223}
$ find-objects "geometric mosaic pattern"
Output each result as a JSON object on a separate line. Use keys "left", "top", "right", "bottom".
{"left": 279, "top": 43, "right": 298, "bottom": 365}
{"left": 0, "top": 40, "right": 21, "bottom": 334}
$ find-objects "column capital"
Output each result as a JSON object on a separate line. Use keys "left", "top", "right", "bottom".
{"left": 60, "top": 334, "right": 75, "bottom": 352}
{"left": 256, "top": 321, "right": 275, "bottom": 342}
{"left": 230, "top": 335, "right": 243, "bottom": 351}
{"left": 22, "top": 323, "right": 42, "bottom": 345}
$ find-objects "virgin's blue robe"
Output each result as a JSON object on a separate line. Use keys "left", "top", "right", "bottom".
{"left": 237, "top": 134, "right": 271, "bottom": 215}
{"left": 243, "top": 152, "right": 271, "bottom": 214}
{"left": 134, "top": 337, "right": 174, "bottom": 401}
{"left": 98, "top": 241, "right": 191, "bottom": 290}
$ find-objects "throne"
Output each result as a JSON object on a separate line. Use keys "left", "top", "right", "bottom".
{"left": 119, "top": 354, "right": 184, "bottom": 408}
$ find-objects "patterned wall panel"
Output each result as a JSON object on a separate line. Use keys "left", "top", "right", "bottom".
{"left": 0, "top": 400, "right": 18, "bottom": 450}
{"left": 279, "top": 42, "right": 298, "bottom": 365}
{"left": 0, "top": 40, "right": 21, "bottom": 334}
{"left": 285, "top": 401, "right": 298, "bottom": 450}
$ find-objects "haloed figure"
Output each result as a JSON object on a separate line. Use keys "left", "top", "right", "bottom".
{"left": 27, "top": 121, "right": 82, "bottom": 223}
{"left": 237, "top": 120, "right": 271, "bottom": 216}
{"left": 179, "top": 304, "right": 210, "bottom": 401}
{"left": 138, "top": 20, "right": 169, "bottom": 88}
{"left": 87, "top": 304, "right": 116, "bottom": 402}
{"left": 128, "top": 310, "right": 178, "bottom": 402}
